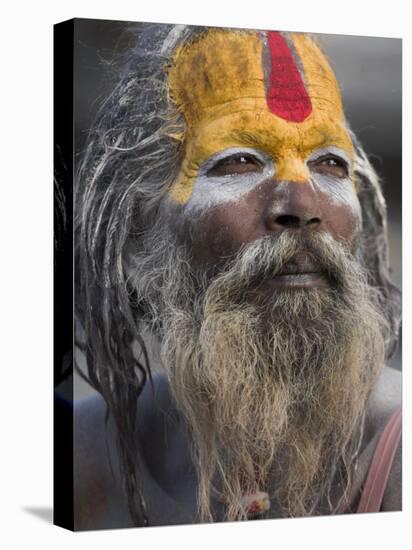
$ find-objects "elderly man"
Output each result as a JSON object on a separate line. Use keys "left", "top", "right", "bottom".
{"left": 72, "top": 24, "right": 401, "bottom": 529}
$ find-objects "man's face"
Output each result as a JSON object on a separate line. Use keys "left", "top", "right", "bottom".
{"left": 163, "top": 30, "right": 362, "bottom": 281}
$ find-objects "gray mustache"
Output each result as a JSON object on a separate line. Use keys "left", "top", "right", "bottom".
{"left": 208, "top": 232, "right": 350, "bottom": 290}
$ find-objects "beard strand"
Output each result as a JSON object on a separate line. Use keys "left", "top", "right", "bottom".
{"left": 128, "top": 225, "right": 387, "bottom": 521}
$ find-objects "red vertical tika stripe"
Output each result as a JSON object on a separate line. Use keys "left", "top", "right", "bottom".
{"left": 266, "top": 31, "right": 312, "bottom": 122}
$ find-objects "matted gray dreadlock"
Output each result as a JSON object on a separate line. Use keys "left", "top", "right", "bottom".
{"left": 74, "top": 23, "right": 401, "bottom": 526}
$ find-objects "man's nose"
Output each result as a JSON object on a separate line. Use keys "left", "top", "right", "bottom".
{"left": 264, "top": 180, "right": 322, "bottom": 233}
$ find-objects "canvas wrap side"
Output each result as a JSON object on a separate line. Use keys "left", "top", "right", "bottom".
{"left": 54, "top": 18, "right": 75, "bottom": 532}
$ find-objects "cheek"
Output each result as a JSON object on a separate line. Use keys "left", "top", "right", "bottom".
{"left": 174, "top": 168, "right": 274, "bottom": 267}
{"left": 179, "top": 197, "right": 264, "bottom": 270}
{"left": 313, "top": 175, "right": 362, "bottom": 243}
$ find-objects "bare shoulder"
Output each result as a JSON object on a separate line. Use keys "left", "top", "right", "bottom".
{"left": 363, "top": 366, "right": 402, "bottom": 512}
{"left": 73, "top": 374, "right": 172, "bottom": 530}
{"left": 74, "top": 391, "right": 133, "bottom": 530}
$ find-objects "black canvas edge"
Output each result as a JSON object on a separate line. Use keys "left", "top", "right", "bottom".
{"left": 53, "top": 18, "right": 75, "bottom": 532}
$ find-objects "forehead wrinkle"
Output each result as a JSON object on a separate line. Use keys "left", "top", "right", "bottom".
{"left": 222, "top": 128, "right": 282, "bottom": 151}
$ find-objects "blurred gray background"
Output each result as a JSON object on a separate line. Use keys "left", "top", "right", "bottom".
{"left": 72, "top": 20, "right": 402, "bottom": 398}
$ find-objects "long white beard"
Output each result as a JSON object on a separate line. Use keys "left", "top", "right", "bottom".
{"left": 129, "top": 229, "right": 387, "bottom": 521}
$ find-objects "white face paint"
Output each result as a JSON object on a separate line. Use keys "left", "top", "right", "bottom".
{"left": 184, "top": 147, "right": 275, "bottom": 214}
{"left": 172, "top": 144, "right": 361, "bottom": 232}
{"left": 306, "top": 146, "right": 362, "bottom": 225}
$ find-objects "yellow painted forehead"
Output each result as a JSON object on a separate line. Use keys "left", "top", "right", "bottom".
{"left": 167, "top": 29, "right": 354, "bottom": 204}
{"left": 168, "top": 30, "right": 347, "bottom": 129}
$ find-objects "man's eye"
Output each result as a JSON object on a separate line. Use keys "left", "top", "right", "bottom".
{"left": 309, "top": 155, "right": 349, "bottom": 179}
{"left": 207, "top": 154, "right": 263, "bottom": 177}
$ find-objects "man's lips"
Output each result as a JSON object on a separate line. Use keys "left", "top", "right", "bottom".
{"left": 259, "top": 257, "right": 330, "bottom": 290}
{"left": 269, "top": 272, "right": 329, "bottom": 289}
{"left": 276, "top": 257, "right": 323, "bottom": 276}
